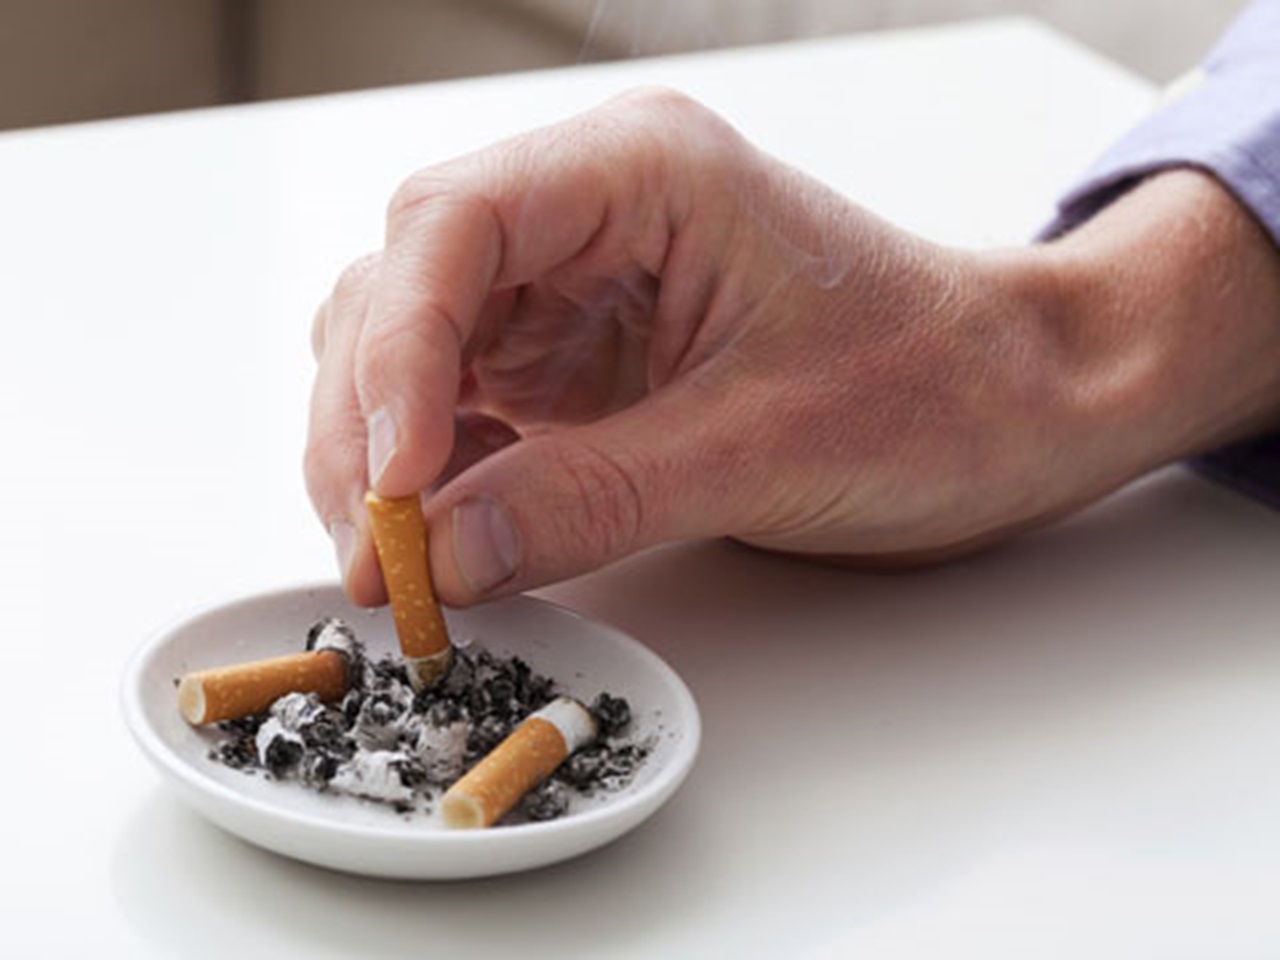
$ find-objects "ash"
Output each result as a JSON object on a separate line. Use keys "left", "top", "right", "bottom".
{"left": 206, "top": 617, "right": 650, "bottom": 823}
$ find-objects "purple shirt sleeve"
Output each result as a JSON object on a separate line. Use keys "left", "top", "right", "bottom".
{"left": 1042, "top": 0, "right": 1280, "bottom": 508}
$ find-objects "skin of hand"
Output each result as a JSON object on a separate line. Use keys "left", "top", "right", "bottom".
{"left": 304, "top": 88, "right": 1280, "bottom": 608}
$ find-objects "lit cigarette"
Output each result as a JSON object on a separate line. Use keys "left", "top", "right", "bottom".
{"left": 365, "top": 491, "right": 453, "bottom": 691}
{"left": 442, "top": 697, "right": 598, "bottom": 829}
{"left": 178, "top": 650, "right": 349, "bottom": 726}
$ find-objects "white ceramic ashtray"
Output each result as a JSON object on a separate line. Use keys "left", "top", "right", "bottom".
{"left": 122, "top": 583, "right": 700, "bottom": 880}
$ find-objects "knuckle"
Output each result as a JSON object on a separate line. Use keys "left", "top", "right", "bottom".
{"left": 552, "top": 440, "right": 647, "bottom": 562}
{"left": 302, "top": 427, "right": 365, "bottom": 512}
{"left": 386, "top": 169, "right": 453, "bottom": 228}
{"left": 333, "top": 252, "right": 379, "bottom": 304}
{"left": 610, "top": 86, "right": 729, "bottom": 142}
{"left": 357, "top": 309, "right": 442, "bottom": 385}
{"left": 314, "top": 253, "right": 379, "bottom": 360}
{"left": 610, "top": 85, "right": 699, "bottom": 118}
{"left": 355, "top": 305, "right": 465, "bottom": 416}
{"left": 601, "top": 87, "right": 743, "bottom": 192}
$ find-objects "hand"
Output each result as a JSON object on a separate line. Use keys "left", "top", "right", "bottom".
{"left": 305, "top": 89, "right": 1280, "bottom": 607}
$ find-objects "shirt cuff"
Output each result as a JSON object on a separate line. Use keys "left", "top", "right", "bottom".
{"left": 1043, "top": 0, "right": 1280, "bottom": 247}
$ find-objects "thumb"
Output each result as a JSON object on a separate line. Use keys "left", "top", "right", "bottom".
{"left": 422, "top": 393, "right": 732, "bottom": 605}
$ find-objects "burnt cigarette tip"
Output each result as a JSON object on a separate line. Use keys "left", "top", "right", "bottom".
{"left": 406, "top": 646, "right": 454, "bottom": 693}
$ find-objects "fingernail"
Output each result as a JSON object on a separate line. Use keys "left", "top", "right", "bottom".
{"left": 330, "top": 520, "right": 357, "bottom": 584}
{"left": 366, "top": 407, "right": 396, "bottom": 486}
{"left": 452, "top": 496, "right": 521, "bottom": 595}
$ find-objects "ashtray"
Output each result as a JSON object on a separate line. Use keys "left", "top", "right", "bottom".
{"left": 122, "top": 583, "right": 700, "bottom": 879}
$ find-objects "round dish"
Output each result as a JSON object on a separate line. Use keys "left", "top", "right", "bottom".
{"left": 122, "top": 583, "right": 700, "bottom": 880}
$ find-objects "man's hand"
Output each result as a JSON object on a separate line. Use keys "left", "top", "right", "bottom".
{"left": 304, "top": 89, "right": 1280, "bottom": 606}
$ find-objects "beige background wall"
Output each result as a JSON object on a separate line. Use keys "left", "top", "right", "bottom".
{"left": 0, "top": 0, "right": 229, "bottom": 129}
{"left": 519, "top": 0, "right": 1248, "bottom": 80}
{"left": 250, "top": 0, "right": 574, "bottom": 100}
{"left": 0, "top": 0, "right": 1251, "bottom": 131}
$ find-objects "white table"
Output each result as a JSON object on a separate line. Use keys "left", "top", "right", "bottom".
{"left": 3, "top": 18, "right": 1278, "bottom": 958}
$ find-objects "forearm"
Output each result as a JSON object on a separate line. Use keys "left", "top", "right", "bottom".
{"left": 1025, "top": 169, "right": 1280, "bottom": 487}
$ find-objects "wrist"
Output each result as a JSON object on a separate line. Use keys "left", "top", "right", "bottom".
{"left": 1016, "top": 169, "right": 1280, "bottom": 482}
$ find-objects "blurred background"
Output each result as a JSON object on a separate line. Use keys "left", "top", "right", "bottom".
{"left": 0, "top": 0, "right": 1250, "bottom": 131}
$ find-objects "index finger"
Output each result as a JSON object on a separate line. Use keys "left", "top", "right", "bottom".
{"left": 356, "top": 188, "right": 505, "bottom": 497}
{"left": 354, "top": 92, "right": 689, "bottom": 498}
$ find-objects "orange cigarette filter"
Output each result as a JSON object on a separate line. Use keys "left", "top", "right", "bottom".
{"left": 442, "top": 697, "right": 598, "bottom": 829}
{"left": 365, "top": 491, "right": 453, "bottom": 690}
{"left": 178, "top": 650, "right": 349, "bottom": 726}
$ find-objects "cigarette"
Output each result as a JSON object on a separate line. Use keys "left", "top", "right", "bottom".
{"left": 442, "top": 697, "right": 598, "bottom": 829}
{"left": 178, "top": 650, "right": 350, "bottom": 726}
{"left": 365, "top": 491, "right": 453, "bottom": 691}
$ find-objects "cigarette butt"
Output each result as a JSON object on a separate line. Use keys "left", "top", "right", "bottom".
{"left": 442, "top": 697, "right": 597, "bottom": 829}
{"left": 365, "top": 491, "right": 452, "bottom": 690}
{"left": 177, "top": 650, "right": 350, "bottom": 726}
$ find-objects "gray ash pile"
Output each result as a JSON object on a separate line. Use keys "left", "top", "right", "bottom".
{"left": 206, "top": 617, "right": 649, "bottom": 823}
